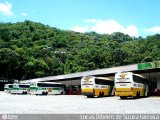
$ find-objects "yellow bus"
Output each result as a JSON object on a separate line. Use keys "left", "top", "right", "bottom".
{"left": 81, "top": 76, "right": 114, "bottom": 98}
{"left": 115, "top": 72, "right": 149, "bottom": 99}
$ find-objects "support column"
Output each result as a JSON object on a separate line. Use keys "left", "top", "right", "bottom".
{"left": 156, "top": 72, "right": 160, "bottom": 96}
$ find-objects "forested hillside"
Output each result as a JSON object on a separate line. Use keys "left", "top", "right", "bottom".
{"left": 0, "top": 20, "right": 160, "bottom": 80}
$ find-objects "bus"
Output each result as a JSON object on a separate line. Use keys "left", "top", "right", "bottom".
{"left": 11, "top": 84, "right": 30, "bottom": 94}
{"left": 115, "top": 72, "right": 149, "bottom": 99}
{"left": 29, "top": 82, "right": 66, "bottom": 95}
{"left": 4, "top": 84, "right": 13, "bottom": 93}
{"left": 81, "top": 76, "right": 114, "bottom": 98}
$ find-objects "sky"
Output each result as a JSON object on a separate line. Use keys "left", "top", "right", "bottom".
{"left": 0, "top": 0, "right": 160, "bottom": 37}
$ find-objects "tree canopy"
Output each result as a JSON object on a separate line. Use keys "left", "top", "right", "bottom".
{"left": 0, "top": 20, "right": 160, "bottom": 80}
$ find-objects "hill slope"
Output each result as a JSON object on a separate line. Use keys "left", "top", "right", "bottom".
{"left": 0, "top": 20, "right": 160, "bottom": 80}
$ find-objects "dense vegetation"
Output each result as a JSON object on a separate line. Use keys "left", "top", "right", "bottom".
{"left": 0, "top": 20, "right": 160, "bottom": 80}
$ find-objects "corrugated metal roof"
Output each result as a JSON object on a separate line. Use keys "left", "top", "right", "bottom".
{"left": 20, "top": 64, "right": 138, "bottom": 83}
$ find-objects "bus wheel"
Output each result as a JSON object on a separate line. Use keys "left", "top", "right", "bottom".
{"left": 42, "top": 92, "right": 45, "bottom": 95}
{"left": 101, "top": 92, "right": 104, "bottom": 97}
{"left": 87, "top": 96, "right": 94, "bottom": 98}
{"left": 135, "top": 92, "right": 139, "bottom": 99}
{"left": 45, "top": 92, "right": 48, "bottom": 95}
{"left": 61, "top": 92, "right": 63, "bottom": 95}
{"left": 98, "top": 92, "right": 102, "bottom": 97}
{"left": 120, "top": 96, "right": 127, "bottom": 99}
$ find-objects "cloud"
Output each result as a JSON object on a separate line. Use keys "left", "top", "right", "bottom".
{"left": 71, "top": 19, "right": 139, "bottom": 37}
{"left": 124, "top": 25, "right": 138, "bottom": 37}
{"left": 90, "top": 20, "right": 124, "bottom": 34}
{"left": 71, "top": 26, "right": 89, "bottom": 33}
{"left": 21, "top": 12, "right": 28, "bottom": 17}
{"left": 0, "top": 1, "right": 13, "bottom": 16}
{"left": 145, "top": 26, "right": 160, "bottom": 33}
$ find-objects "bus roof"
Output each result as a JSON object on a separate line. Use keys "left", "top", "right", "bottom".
{"left": 12, "top": 83, "right": 30, "bottom": 85}
{"left": 96, "top": 77, "right": 113, "bottom": 81}
{"left": 116, "top": 72, "right": 146, "bottom": 79}
{"left": 4, "top": 84, "right": 13, "bottom": 86}
{"left": 5, "top": 84, "right": 13, "bottom": 85}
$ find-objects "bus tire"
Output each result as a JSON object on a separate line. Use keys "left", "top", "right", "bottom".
{"left": 120, "top": 96, "right": 127, "bottom": 99}
{"left": 23, "top": 91, "right": 27, "bottom": 95}
{"left": 101, "top": 92, "right": 104, "bottom": 97}
{"left": 61, "top": 92, "right": 63, "bottom": 95}
{"left": 42, "top": 92, "right": 45, "bottom": 95}
{"left": 135, "top": 92, "right": 139, "bottom": 99}
{"left": 98, "top": 92, "right": 102, "bottom": 97}
{"left": 45, "top": 92, "right": 48, "bottom": 95}
{"left": 87, "top": 95, "right": 94, "bottom": 98}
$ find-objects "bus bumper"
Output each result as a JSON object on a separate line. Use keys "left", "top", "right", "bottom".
{"left": 115, "top": 91, "right": 133, "bottom": 97}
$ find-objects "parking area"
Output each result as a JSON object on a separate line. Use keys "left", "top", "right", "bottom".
{"left": 0, "top": 92, "right": 160, "bottom": 114}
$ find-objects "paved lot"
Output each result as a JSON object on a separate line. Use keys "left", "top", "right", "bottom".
{"left": 0, "top": 92, "right": 160, "bottom": 114}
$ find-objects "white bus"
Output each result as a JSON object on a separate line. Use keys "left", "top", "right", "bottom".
{"left": 29, "top": 82, "right": 66, "bottom": 95}
{"left": 115, "top": 72, "right": 149, "bottom": 99}
{"left": 11, "top": 84, "right": 30, "bottom": 94}
{"left": 4, "top": 84, "right": 13, "bottom": 93}
{"left": 81, "top": 76, "right": 114, "bottom": 98}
